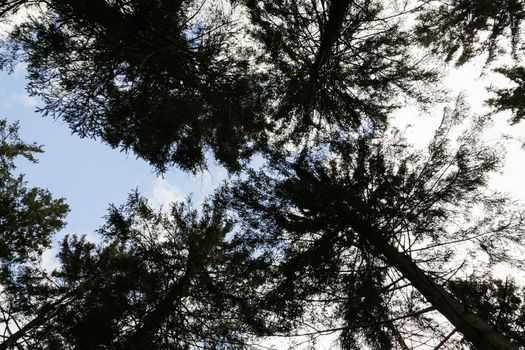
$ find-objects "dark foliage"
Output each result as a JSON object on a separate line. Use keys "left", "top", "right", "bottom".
{"left": 416, "top": 0, "right": 525, "bottom": 124}
{"left": 416, "top": 0, "right": 525, "bottom": 65}
{"left": 0, "top": 192, "right": 285, "bottom": 349}
{"left": 239, "top": 0, "right": 437, "bottom": 145}
{"left": 449, "top": 277, "right": 525, "bottom": 348}
{"left": 225, "top": 101, "right": 524, "bottom": 348}
{"left": 1, "top": 1, "right": 525, "bottom": 349}
{"left": 489, "top": 66, "right": 525, "bottom": 123}
{"left": 1, "top": 0, "right": 270, "bottom": 172}
{"left": 0, "top": 0, "right": 439, "bottom": 171}
{"left": 0, "top": 119, "right": 68, "bottom": 346}
{"left": 0, "top": 119, "right": 68, "bottom": 265}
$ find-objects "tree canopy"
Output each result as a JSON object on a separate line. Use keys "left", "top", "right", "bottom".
{"left": 0, "top": 118, "right": 68, "bottom": 345}
{"left": 0, "top": 192, "right": 278, "bottom": 349}
{"left": 0, "top": 0, "right": 440, "bottom": 171}
{"left": 1, "top": 0, "right": 525, "bottom": 349}
{"left": 225, "top": 99, "right": 525, "bottom": 349}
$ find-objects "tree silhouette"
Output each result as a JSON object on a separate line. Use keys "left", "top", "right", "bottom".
{"left": 416, "top": 0, "right": 525, "bottom": 65}
{"left": 0, "top": 0, "right": 437, "bottom": 171}
{"left": 0, "top": 119, "right": 68, "bottom": 347}
{"left": 226, "top": 100, "right": 524, "bottom": 349}
{"left": 0, "top": 192, "right": 283, "bottom": 349}
{"left": 1, "top": 0, "right": 271, "bottom": 172}
{"left": 1, "top": 0, "right": 525, "bottom": 349}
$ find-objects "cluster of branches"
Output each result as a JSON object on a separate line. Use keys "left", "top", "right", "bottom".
{"left": 1, "top": 0, "right": 525, "bottom": 349}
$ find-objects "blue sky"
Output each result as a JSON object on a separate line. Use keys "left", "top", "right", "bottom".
{"left": 0, "top": 65, "right": 226, "bottom": 241}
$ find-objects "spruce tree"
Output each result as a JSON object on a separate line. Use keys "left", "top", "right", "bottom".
{"left": 0, "top": 0, "right": 437, "bottom": 171}
{"left": 0, "top": 119, "right": 68, "bottom": 346}
{"left": 1, "top": 1, "right": 525, "bottom": 349}
{"left": 225, "top": 100, "right": 524, "bottom": 349}
{"left": 0, "top": 191, "right": 281, "bottom": 349}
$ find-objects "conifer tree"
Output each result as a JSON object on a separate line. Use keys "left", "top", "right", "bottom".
{"left": 226, "top": 100, "right": 525, "bottom": 349}
{"left": 0, "top": 0, "right": 437, "bottom": 171}
{"left": 0, "top": 192, "right": 280, "bottom": 349}
{"left": 0, "top": 118, "right": 68, "bottom": 346}
{"left": 1, "top": 1, "right": 525, "bottom": 349}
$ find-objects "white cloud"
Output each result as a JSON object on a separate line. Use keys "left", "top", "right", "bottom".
{"left": 41, "top": 247, "right": 61, "bottom": 272}
{"left": 12, "top": 93, "right": 38, "bottom": 107}
{"left": 489, "top": 137, "right": 525, "bottom": 202}
{"left": 149, "top": 177, "right": 186, "bottom": 210}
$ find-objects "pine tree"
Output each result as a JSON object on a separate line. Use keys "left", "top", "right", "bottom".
{"left": 415, "top": 0, "right": 525, "bottom": 65}
{"left": 0, "top": 192, "right": 282, "bottom": 349}
{"left": 0, "top": 0, "right": 437, "bottom": 171}
{"left": 1, "top": 1, "right": 525, "bottom": 349}
{"left": 0, "top": 118, "right": 68, "bottom": 346}
{"left": 1, "top": 0, "right": 272, "bottom": 172}
{"left": 225, "top": 100, "right": 524, "bottom": 349}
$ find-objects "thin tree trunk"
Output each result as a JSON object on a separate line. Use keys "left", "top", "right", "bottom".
{"left": 434, "top": 330, "right": 457, "bottom": 350}
{"left": 386, "top": 321, "right": 411, "bottom": 350}
{"left": 359, "top": 223, "right": 518, "bottom": 350}
{"left": 0, "top": 290, "right": 79, "bottom": 350}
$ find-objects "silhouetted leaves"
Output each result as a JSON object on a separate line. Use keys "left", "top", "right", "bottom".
{"left": 0, "top": 0, "right": 440, "bottom": 171}
{"left": 0, "top": 119, "right": 68, "bottom": 266}
{"left": 2, "top": 1, "right": 525, "bottom": 349}
{"left": 449, "top": 277, "right": 525, "bottom": 348}
{"left": 1, "top": 192, "right": 280, "bottom": 349}
{"left": 489, "top": 66, "right": 525, "bottom": 123}
{"left": 416, "top": 0, "right": 525, "bottom": 65}
{"left": 226, "top": 101, "right": 524, "bottom": 348}
{"left": 241, "top": 0, "right": 437, "bottom": 145}
{"left": 0, "top": 119, "right": 68, "bottom": 347}
{"left": 1, "top": 0, "right": 270, "bottom": 172}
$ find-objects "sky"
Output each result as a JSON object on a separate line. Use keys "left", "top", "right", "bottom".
{"left": 393, "top": 59, "right": 525, "bottom": 203}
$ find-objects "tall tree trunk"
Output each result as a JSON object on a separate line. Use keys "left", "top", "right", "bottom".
{"left": 310, "top": 0, "right": 350, "bottom": 80}
{"left": 386, "top": 321, "right": 411, "bottom": 350}
{"left": 358, "top": 222, "right": 518, "bottom": 350}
